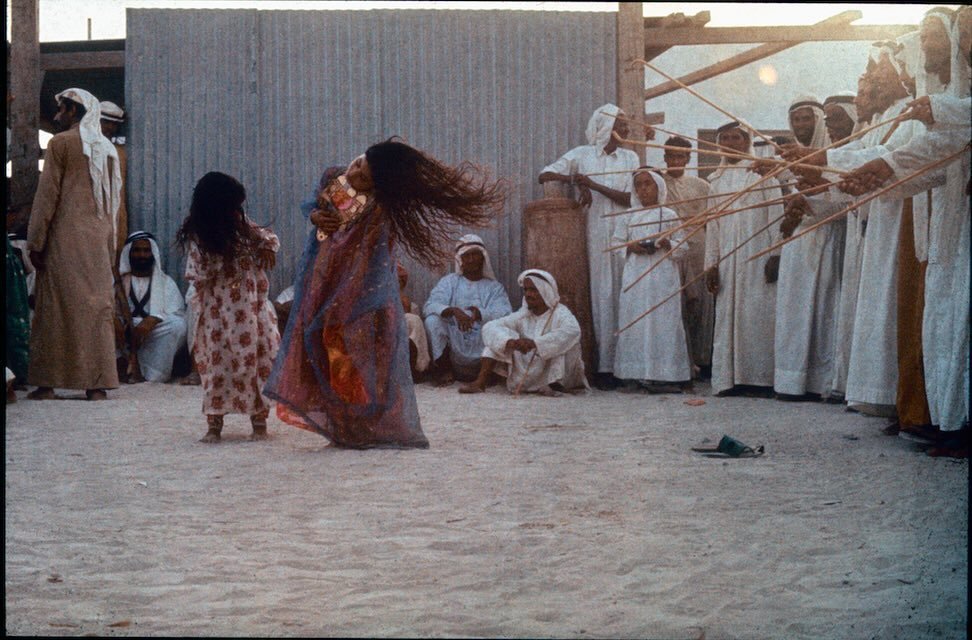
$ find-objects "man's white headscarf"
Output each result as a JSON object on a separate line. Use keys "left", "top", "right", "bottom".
{"left": 823, "top": 92, "right": 860, "bottom": 137}
{"left": 586, "top": 103, "right": 622, "bottom": 153}
{"left": 55, "top": 88, "right": 122, "bottom": 247}
{"left": 517, "top": 268, "right": 559, "bottom": 310}
{"left": 895, "top": 31, "right": 923, "bottom": 95}
{"left": 99, "top": 101, "right": 125, "bottom": 123}
{"left": 118, "top": 231, "right": 171, "bottom": 318}
{"left": 709, "top": 120, "right": 755, "bottom": 181}
{"left": 454, "top": 233, "right": 496, "bottom": 280}
{"left": 788, "top": 95, "right": 830, "bottom": 148}
{"left": 949, "top": 7, "right": 971, "bottom": 97}
{"left": 869, "top": 41, "right": 904, "bottom": 75}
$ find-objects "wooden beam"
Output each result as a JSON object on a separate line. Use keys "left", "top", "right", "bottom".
{"left": 41, "top": 50, "right": 125, "bottom": 71}
{"left": 9, "top": 0, "right": 41, "bottom": 209}
{"left": 643, "top": 23, "right": 916, "bottom": 47}
{"left": 617, "top": 3, "right": 646, "bottom": 164}
{"left": 643, "top": 10, "right": 710, "bottom": 61}
{"left": 645, "top": 12, "right": 866, "bottom": 102}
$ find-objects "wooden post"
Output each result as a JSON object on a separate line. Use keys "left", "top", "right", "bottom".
{"left": 9, "top": 0, "right": 41, "bottom": 211}
{"left": 617, "top": 3, "right": 645, "bottom": 164}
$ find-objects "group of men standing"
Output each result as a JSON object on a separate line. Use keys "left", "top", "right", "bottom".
{"left": 527, "top": 5, "right": 968, "bottom": 457}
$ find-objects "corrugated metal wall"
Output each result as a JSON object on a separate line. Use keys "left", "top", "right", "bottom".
{"left": 126, "top": 8, "right": 616, "bottom": 302}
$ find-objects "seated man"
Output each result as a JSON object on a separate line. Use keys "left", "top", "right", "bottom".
{"left": 398, "top": 263, "right": 431, "bottom": 379}
{"left": 116, "top": 231, "right": 187, "bottom": 382}
{"left": 460, "top": 269, "right": 588, "bottom": 396}
{"left": 423, "top": 234, "right": 512, "bottom": 385}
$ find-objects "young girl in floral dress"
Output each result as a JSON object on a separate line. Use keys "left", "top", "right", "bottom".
{"left": 178, "top": 172, "right": 281, "bottom": 443}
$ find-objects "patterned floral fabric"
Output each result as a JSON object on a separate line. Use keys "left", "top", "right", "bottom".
{"left": 265, "top": 168, "right": 428, "bottom": 449}
{"left": 185, "top": 220, "right": 280, "bottom": 416}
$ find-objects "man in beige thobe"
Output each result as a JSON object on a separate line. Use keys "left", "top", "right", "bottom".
{"left": 27, "top": 88, "right": 121, "bottom": 400}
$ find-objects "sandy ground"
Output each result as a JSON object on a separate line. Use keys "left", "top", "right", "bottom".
{"left": 4, "top": 380, "right": 968, "bottom": 639}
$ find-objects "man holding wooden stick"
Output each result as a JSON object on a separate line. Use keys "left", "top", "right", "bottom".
{"left": 704, "top": 121, "right": 783, "bottom": 397}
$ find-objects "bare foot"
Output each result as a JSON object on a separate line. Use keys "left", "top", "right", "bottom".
{"left": 536, "top": 385, "right": 562, "bottom": 398}
{"left": 199, "top": 429, "right": 221, "bottom": 443}
{"left": 28, "top": 387, "right": 55, "bottom": 400}
{"left": 179, "top": 371, "right": 201, "bottom": 386}
{"left": 7, "top": 382, "right": 17, "bottom": 404}
{"left": 249, "top": 426, "right": 269, "bottom": 441}
{"left": 85, "top": 389, "right": 108, "bottom": 401}
{"left": 458, "top": 381, "right": 485, "bottom": 394}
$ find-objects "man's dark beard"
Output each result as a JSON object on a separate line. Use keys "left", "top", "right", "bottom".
{"left": 130, "top": 257, "right": 155, "bottom": 274}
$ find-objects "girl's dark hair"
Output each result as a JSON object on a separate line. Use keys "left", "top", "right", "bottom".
{"left": 364, "top": 139, "right": 505, "bottom": 267}
{"left": 177, "top": 171, "right": 261, "bottom": 260}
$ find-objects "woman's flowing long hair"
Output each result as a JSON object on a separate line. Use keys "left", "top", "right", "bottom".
{"left": 176, "top": 171, "right": 263, "bottom": 260}
{"left": 364, "top": 139, "right": 506, "bottom": 267}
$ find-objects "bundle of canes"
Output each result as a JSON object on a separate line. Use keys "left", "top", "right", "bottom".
{"left": 615, "top": 136, "right": 851, "bottom": 176}
{"left": 607, "top": 175, "right": 833, "bottom": 256}
{"left": 747, "top": 144, "right": 972, "bottom": 263}
{"left": 632, "top": 58, "right": 785, "bottom": 152}
{"left": 584, "top": 164, "right": 760, "bottom": 178}
{"left": 606, "top": 107, "right": 920, "bottom": 294}
{"left": 616, "top": 209, "right": 789, "bottom": 335}
{"left": 604, "top": 111, "right": 769, "bottom": 160}
{"left": 512, "top": 303, "right": 558, "bottom": 397}
{"left": 601, "top": 180, "right": 803, "bottom": 219}
{"left": 608, "top": 188, "right": 801, "bottom": 294}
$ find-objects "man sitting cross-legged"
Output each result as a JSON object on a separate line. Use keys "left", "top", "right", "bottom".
{"left": 459, "top": 269, "right": 588, "bottom": 396}
{"left": 115, "top": 231, "right": 187, "bottom": 383}
{"left": 423, "top": 234, "right": 512, "bottom": 385}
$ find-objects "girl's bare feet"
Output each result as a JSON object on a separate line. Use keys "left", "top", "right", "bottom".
{"left": 249, "top": 412, "right": 269, "bottom": 441}
{"left": 85, "top": 389, "right": 108, "bottom": 401}
{"left": 200, "top": 415, "right": 223, "bottom": 443}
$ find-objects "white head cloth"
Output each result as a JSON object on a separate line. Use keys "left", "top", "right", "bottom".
{"left": 118, "top": 231, "right": 170, "bottom": 318}
{"left": 586, "top": 103, "right": 622, "bottom": 153}
{"left": 788, "top": 94, "right": 830, "bottom": 148}
{"left": 710, "top": 120, "right": 756, "bottom": 181}
{"left": 950, "top": 7, "right": 971, "bottom": 97}
{"left": 517, "top": 268, "right": 559, "bottom": 310}
{"left": 632, "top": 167, "right": 669, "bottom": 208}
{"left": 869, "top": 41, "right": 904, "bottom": 75}
{"left": 823, "top": 92, "right": 860, "bottom": 136}
{"left": 454, "top": 233, "right": 496, "bottom": 280}
{"left": 895, "top": 31, "right": 922, "bottom": 92}
{"left": 99, "top": 100, "right": 125, "bottom": 123}
{"left": 55, "top": 88, "right": 122, "bottom": 246}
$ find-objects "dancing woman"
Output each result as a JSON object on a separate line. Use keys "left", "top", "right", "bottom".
{"left": 265, "top": 139, "right": 505, "bottom": 449}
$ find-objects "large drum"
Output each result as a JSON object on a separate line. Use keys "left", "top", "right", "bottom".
{"left": 523, "top": 196, "right": 596, "bottom": 379}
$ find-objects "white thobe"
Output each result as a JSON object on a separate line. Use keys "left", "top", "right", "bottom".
{"left": 829, "top": 99, "right": 920, "bottom": 408}
{"left": 705, "top": 163, "right": 783, "bottom": 393}
{"left": 542, "top": 145, "right": 639, "bottom": 372}
{"left": 613, "top": 207, "right": 692, "bottom": 382}
{"left": 883, "top": 94, "right": 971, "bottom": 430}
{"left": 773, "top": 193, "right": 844, "bottom": 396}
{"left": 423, "top": 273, "right": 512, "bottom": 375}
{"left": 127, "top": 274, "right": 187, "bottom": 382}
{"left": 481, "top": 304, "right": 587, "bottom": 392}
